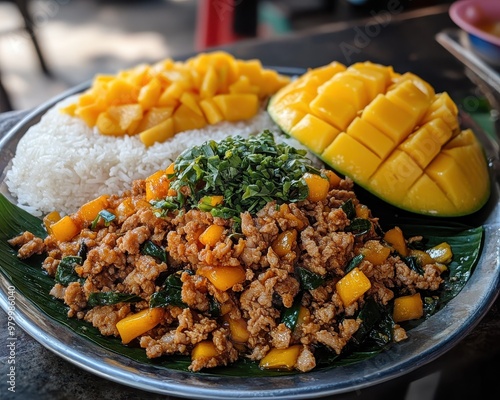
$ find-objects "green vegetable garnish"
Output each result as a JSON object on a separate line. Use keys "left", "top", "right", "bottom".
{"left": 55, "top": 256, "right": 84, "bottom": 285}
{"left": 91, "top": 209, "right": 116, "bottom": 229}
{"left": 281, "top": 294, "right": 303, "bottom": 331}
{"left": 297, "top": 267, "right": 325, "bottom": 290}
{"left": 87, "top": 292, "right": 142, "bottom": 307}
{"left": 140, "top": 240, "right": 167, "bottom": 263}
{"left": 168, "top": 130, "right": 319, "bottom": 226}
{"left": 150, "top": 272, "right": 188, "bottom": 308}
{"left": 345, "top": 254, "right": 364, "bottom": 274}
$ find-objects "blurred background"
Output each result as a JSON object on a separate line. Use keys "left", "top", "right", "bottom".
{"left": 0, "top": 0, "right": 454, "bottom": 111}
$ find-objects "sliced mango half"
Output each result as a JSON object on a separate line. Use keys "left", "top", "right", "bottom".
{"left": 268, "top": 61, "right": 490, "bottom": 216}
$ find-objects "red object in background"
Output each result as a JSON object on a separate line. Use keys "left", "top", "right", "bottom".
{"left": 195, "top": 0, "right": 238, "bottom": 51}
{"left": 196, "top": 0, "right": 258, "bottom": 50}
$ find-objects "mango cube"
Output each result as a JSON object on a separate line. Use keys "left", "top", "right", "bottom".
{"left": 199, "top": 225, "right": 225, "bottom": 247}
{"left": 259, "top": 345, "right": 301, "bottom": 371}
{"left": 290, "top": 113, "right": 340, "bottom": 154}
{"left": 383, "top": 226, "right": 408, "bottom": 257}
{"left": 393, "top": 293, "right": 423, "bottom": 322}
{"left": 192, "top": 340, "right": 219, "bottom": 360}
{"left": 77, "top": 195, "right": 110, "bottom": 222}
{"left": 197, "top": 265, "right": 246, "bottom": 291}
{"left": 51, "top": 215, "right": 80, "bottom": 242}
{"left": 139, "top": 118, "right": 175, "bottom": 147}
{"left": 322, "top": 133, "right": 381, "bottom": 185}
{"left": 116, "top": 308, "right": 164, "bottom": 344}
{"left": 336, "top": 267, "right": 371, "bottom": 306}
{"left": 213, "top": 94, "right": 259, "bottom": 122}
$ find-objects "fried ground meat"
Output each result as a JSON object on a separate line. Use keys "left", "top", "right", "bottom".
{"left": 7, "top": 231, "right": 45, "bottom": 259}
{"left": 9, "top": 171, "right": 447, "bottom": 373}
{"left": 84, "top": 303, "right": 131, "bottom": 336}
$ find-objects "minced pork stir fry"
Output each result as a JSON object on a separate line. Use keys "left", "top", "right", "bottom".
{"left": 9, "top": 131, "right": 450, "bottom": 373}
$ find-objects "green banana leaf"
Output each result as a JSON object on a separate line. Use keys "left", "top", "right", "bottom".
{"left": 0, "top": 193, "right": 484, "bottom": 377}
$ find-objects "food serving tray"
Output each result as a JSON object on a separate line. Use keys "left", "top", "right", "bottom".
{"left": 0, "top": 71, "right": 499, "bottom": 399}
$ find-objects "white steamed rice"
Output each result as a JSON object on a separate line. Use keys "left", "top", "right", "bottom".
{"left": 6, "top": 96, "right": 316, "bottom": 217}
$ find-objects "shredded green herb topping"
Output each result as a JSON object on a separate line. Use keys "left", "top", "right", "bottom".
{"left": 157, "top": 130, "right": 320, "bottom": 226}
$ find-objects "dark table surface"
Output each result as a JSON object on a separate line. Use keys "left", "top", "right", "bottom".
{"left": 1, "top": 4, "right": 500, "bottom": 400}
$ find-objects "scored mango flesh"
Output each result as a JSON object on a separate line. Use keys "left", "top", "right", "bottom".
{"left": 61, "top": 51, "right": 290, "bottom": 146}
{"left": 268, "top": 61, "right": 491, "bottom": 216}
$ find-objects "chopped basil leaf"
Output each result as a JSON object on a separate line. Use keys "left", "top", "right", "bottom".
{"left": 87, "top": 292, "right": 142, "bottom": 307}
{"left": 297, "top": 267, "right": 325, "bottom": 290}
{"left": 91, "top": 209, "right": 116, "bottom": 229}
{"left": 352, "top": 298, "right": 382, "bottom": 346}
{"left": 55, "top": 256, "right": 84, "bottom": 286}
{"left": 345, "top": 254, "right": 364, "bottom": 274}
{"left": 341, "top": 199, "right": 356, "bottom": 220}
{"left": 150, "top": 273, "right": 187, "bottom": 308}
{"left": 150, "top": 198, "right": 180, "bottom": 210}
{"left": 367, "top": 313, "right": 394, "bottom": 348}
{"left": 280, "top": 294, "right": 302, "bottom": 331}
{"left": 208, "top": 296, "right": 221, "bottom": 317}
{"left": 404, "top": 256, "right": 425, "bottom": 275}
{"left": 77, "top": 241, "right": 88, "bottom": 262}
{"left": 140, "top": 240, "right": 167, "bottom": 263}
{"left": 169, "top": 130, "right": 319, "bottom": 227}
{"left": 346, "top": 218, "right": 372, "bottom": 236}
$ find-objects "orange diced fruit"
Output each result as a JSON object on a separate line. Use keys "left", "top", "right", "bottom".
{"left": 192, "top": 340, "right": 219, "bottom": 361}
{"left": 212, "top": 94, "right": 259, "bottom": 121}
{"left": 43, "top": 211, "right": 61, "bottom": 234}
{"left": 116, "top": 307, "right": 164, "bottom": 344}
{"left": 134, "top": 106, "right": 174, "bottom": 134}
{"left": 224, "top": 315, "right": 250, "bottom": 343}
{"left": 77, "top": 195, "right": 110, "bottom": 222}
{"left": 271, "top": 229, "right": 297, "bottom": 257}
{"left": 180, "top": 92, "right": 203, "bottom": 116}
{"left": 360, "top": 241, "right": 391, "bottom": 265}
{"left": 199, "top": 225, "right": 225, "bottom": 247}
{"left": 96, "top": 111, "right": 122, "bottom": 136}
{"left": 172, "top": 103, "right": 207, "bottom": 133}
{"left": 107, "top": 104, "right": 143, "bottom": 131}
{"left": 393, "top": 293, "right": 423, "bottom": 322}
{"left": 197, "top": 265, "right": 246, "bottom": 291}
{"left": 336, "top": 267, "right": 371, "bottom": 306}
{"left": 384, "top": 226, "right": 408, "bottom": 256}
{"left": 199, "top": 98, "right": 224, "bottom": 125}
{"left": 259, "top": 345, "right": 301, "bottom": 371}
{"left": 303, "top": 172, "right": 330, "bottom": 202}
{"left": 139, "top": 118, "right": 175, "bottom": 147}
{"left": 145, "top": 169, "right": 170, "bottom": 201}
{"left": 138, "top": 77, "right": 162, "bottom": 110}
{"left": 200, "top": 66, "right": 218, "bottom": 99}
{"left": 115, "top": 197, "right": 135, "bottom": 220}
{"left": 324, "top": 170, "right": 342, "bottom": 189}
{"left": 51, "top": 215, "right": 80, "bottom": 242}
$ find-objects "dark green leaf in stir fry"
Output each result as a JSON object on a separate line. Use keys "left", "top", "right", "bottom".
{"left": 91, "top": 209, "right": 116, "bottom": 229}
{"left": 55, "top": 256, "right": 84, "bottom": 285}
{"left": 345, "top": 218, "right": 372, "bottom": 236}
{"left": 404, "top": 256, "right": 425, "bottom": 275}
{"left": 280, "top": 294, "right": 303, "bottom": 331}
{"left": 87, "top": 292, "right": 143, "bottom": 307}
{"left": 150, "top": 272, "right": 188, "bottom": 308}
{"left": 345, "top": 254, "right": 364, "bottom": 274}
{"left": 297, "top": 267, "right": 325, "bottom": 290}
{"left": 140, "top": 240, "right": 167, "bottom": 263}
{"left": 351, "top": 299, "right": 384, "bottom": 346}
{"left": 341, "top": 199, "right": 356, "bottom": 220}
